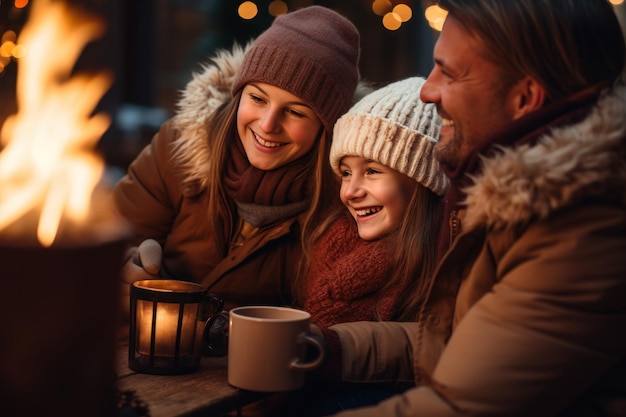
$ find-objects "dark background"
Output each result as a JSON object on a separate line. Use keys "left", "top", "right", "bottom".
{"left": 1, "top": 0, "right": 624, "bottom": 174}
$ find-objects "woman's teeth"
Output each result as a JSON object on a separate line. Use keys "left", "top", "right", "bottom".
{"left": 441, "top": 118, "right": 454, "bottom": 127}
{"left": 254, "top": 132, "right": 283, "bottom": 148}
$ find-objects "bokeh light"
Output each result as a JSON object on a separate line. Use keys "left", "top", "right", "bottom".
{"left": 393, "top": 4, "right": 412, "bottom": 22}
{"left": 268, "top": 0, "right": 288, "bottom": 17}
{"left": 2, "top": 31, "right": 18, "bottom": 43}
{"left": 372, "top": 0, "right": 392, "bottom": 16}
{"left": 13, "top": 44, "right": 25, "bottom": 59}
{"left": 424, "top": 4, "right": 447, "bottom": 31}
{"left": 0, "top": 41, "right": 16, "bottom": 58}
{"left": 0, "top": 29, "right": 23, "bottom": 73}
{"left": 238, "top": 1, "right": 258, "bottom": 20}
{"left": 382, "top": 12, "right": 402, "bottom": 31}
{"left": 14, "top": 0, "right": 29, "bottom": 9}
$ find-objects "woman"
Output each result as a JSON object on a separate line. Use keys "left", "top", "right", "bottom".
{"left": 113, "top": 6, "right": 361, "bottom": 309}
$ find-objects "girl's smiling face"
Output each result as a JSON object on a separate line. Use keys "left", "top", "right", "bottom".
{"left": 237, "top": 82, "right": 323, "bottom": 170}
{"left": 339, "top": 156, "right": 416, "bottom": 241}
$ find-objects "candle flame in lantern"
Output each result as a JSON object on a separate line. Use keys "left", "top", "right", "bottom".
{"left": 0, "top": 0, "right": 112, "bottom": 247}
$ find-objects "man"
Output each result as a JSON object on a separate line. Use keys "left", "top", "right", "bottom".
{"left": 318, "top": 1, "right": 626, "bottom": 416}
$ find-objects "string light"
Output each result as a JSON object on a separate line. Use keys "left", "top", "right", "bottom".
{"left": 268, "top": 1, "right": 288, "bottom": 17}
{"left": 0, "top": 31, "right": 20, "bottom": 74}
{"left": 14, "top": 0, "right": 30, "bottom": 9}
{"left": 238, "top": 1, "right": 258, "bottom": 20}
{"left": 232, "top": 1, "right": 422, "bottom": 32}
{"left": 372, "top": 0, "right": 392, "bottom": 16}
{"left": 424, "top": 4, "right": 447, "bottom": 31}
{"left": 393, "top": 4, "right": 412, "bottom": 22}
{"left": 376, "top": 2, "right": 413, "bottom": 31}
{"left": 382, "top": 12, "right": 402, "bottom": 31}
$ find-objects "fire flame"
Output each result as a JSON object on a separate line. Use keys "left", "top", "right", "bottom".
{"left": 0, "top": 0, "right": 112, "bottom": 247}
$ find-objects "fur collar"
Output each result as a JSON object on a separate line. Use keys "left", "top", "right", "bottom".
{"left": 463, "top": 76, "right": 626, "bottom": 231}
{"left": 170, "top": 42, "right": 252, "bottom": 192}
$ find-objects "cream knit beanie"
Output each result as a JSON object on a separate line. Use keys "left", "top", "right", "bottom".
{"left": 330, "top": 77, "right": 448, "bottom": 196}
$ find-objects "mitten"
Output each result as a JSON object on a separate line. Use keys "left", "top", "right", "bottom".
{"left": 122, "top": 239, "right": 162, "bottom": 283}
{"left": 120, "top": 239, "right": 163, "bottom": 315}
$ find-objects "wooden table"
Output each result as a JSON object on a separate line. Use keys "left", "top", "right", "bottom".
{"left": 115, "top": 343, "right": 269, "bottom": 417}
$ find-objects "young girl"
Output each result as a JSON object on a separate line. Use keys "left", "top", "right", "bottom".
{"left": 113, "top": 6, "right": 362, "bottom": 310}
{"left": 297, "top": 77, "right": 448, "bottom": 327}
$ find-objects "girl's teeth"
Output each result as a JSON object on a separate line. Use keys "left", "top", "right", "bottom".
{"left": 356, "top": 207, "right": 381, "bottom": 216}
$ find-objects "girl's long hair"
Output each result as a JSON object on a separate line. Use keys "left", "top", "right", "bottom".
{"left": 294, "top": 153, "right": 343, "bottom": 306}
{"left": 297, "top": 129, "right": 343, "bottom": 255}
{"left": 381, "top": 183, "right": 443, "bottom": 321}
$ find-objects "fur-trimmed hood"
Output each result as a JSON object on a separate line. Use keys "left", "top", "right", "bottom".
{"left": 170, "top": 42, "right": 252, "bottom": 192}
{"left": 168, "top": 42, "right": 372, "bottom": 194}
{"left": 463, "top": 75, "right": 626, "bottom": 231}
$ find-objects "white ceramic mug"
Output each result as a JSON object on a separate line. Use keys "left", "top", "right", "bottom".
{"left": 227, "top": 306, "right": 326, "bottom": 392}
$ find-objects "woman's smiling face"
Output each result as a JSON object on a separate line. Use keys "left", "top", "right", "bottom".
{"left": 237, "top": 82, "right": 323, "bottom": 170}
{"left": 339, "top": 156, "right": 416, "bottom": 241}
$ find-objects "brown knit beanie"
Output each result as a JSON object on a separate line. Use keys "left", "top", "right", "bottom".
{"left": 330, "top": 77, "right": 449, "bottom": 196}
{"left": 231, "top": 6, "right": 360, "bottom": 139}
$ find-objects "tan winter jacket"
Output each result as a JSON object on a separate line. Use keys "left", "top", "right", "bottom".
{"left": 330, "top": 77, "right": 626, "bottom": 416}
{"left": 113, "top": 44, "right": 299, "bottom": 309}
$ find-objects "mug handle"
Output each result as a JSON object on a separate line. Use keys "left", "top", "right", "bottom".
{"left": 202, "top": 292, "right": 224, "bottom": 318}
{"left": 203, "top": 310, "right": 229, "bottom": 356}
{"left": 290, "top": 332, "right": 326, "bottom": 371}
